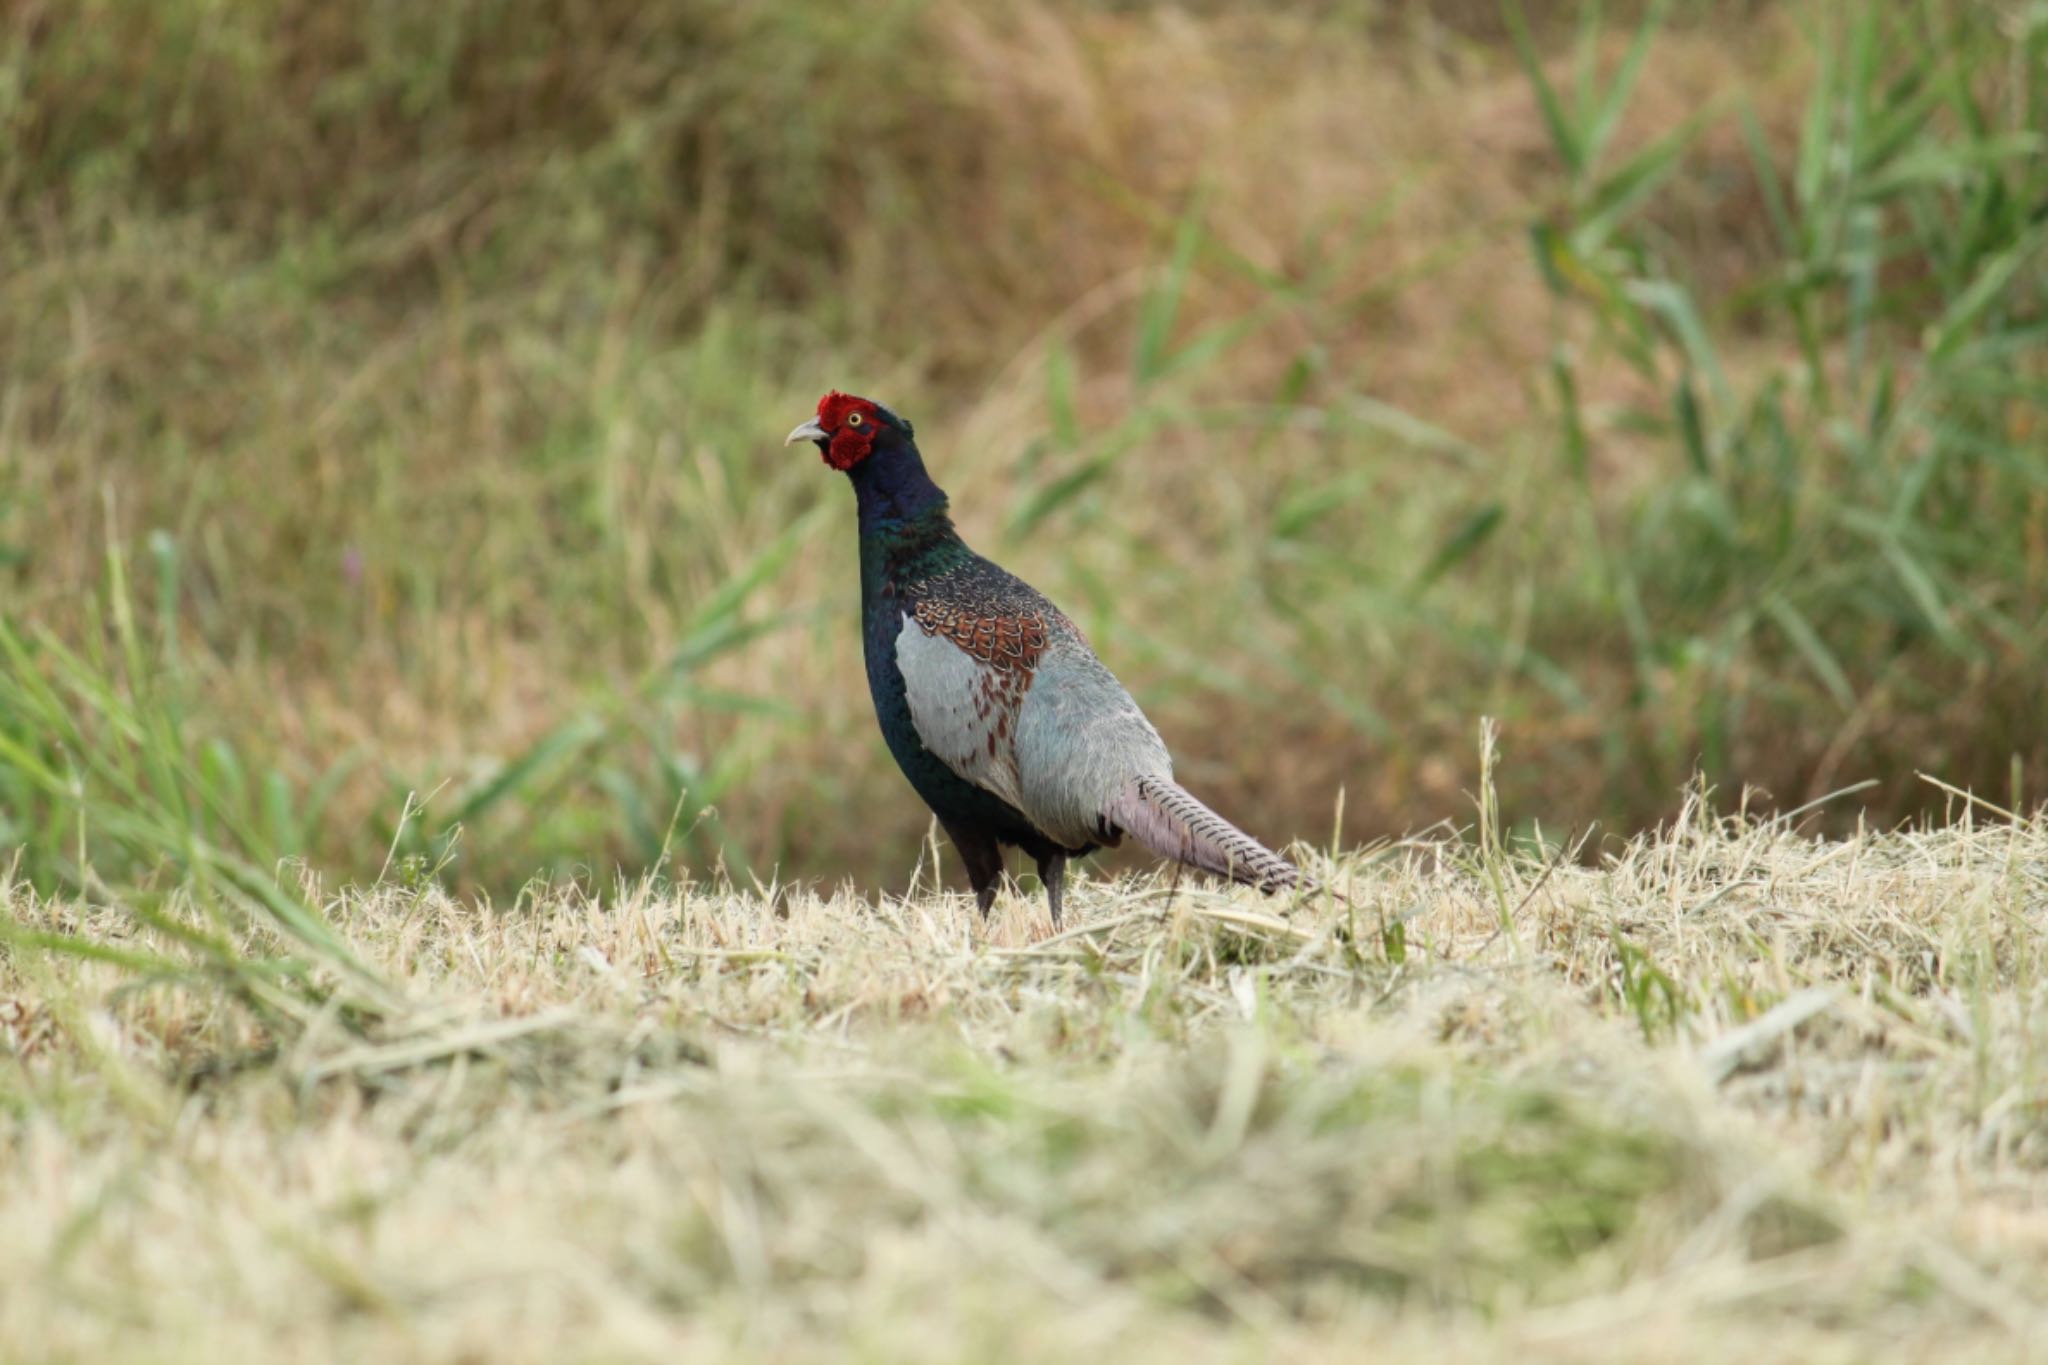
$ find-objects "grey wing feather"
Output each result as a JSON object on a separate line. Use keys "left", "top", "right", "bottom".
{"left": 1012, "top": 639, "right": 1172, "bottom": 848}
{"left": 900, "top": 606, "right": 1293, "bottom": 891}
{"left": 899, "top": 612, "right": 1173, "bottom": 850}
{"left": 896, "top": 614, "right": 1030, "bottom": 812}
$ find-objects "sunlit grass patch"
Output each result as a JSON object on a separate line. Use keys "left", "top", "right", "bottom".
{"left": 4, "top": 802, "right": 2047, "bottom": 1359}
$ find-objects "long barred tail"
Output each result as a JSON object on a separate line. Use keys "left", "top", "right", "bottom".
{"left": 1100, "top": 775, "right": 1303, "bottom": 894}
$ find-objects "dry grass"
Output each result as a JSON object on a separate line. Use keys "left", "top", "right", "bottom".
{"left": 6, "top": 794, "right": 2047, "bottom": 1361}
{"left": 6, "top": 6, "right": 2042, "bottom": 1355}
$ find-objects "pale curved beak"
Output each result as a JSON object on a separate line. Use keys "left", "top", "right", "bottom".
{"left": 785, "top": 419, "right": 828, "bottom": 446}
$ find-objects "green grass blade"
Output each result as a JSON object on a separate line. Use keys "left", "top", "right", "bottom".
{"left": 1503, "top": 0, "right": 1583, "bottom": 175}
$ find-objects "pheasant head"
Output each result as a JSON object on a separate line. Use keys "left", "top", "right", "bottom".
{"left": 785, "top": 391, "right": 915, "bottom": 472}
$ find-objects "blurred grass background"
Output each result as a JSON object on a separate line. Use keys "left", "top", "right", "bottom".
{"left": 2, "top": 0, "right": 2044, "bottom": 898}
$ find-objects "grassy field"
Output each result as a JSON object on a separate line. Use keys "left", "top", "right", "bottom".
{"left": 4, "top": 795, "right": 2047, "bottom": 1361}
{"left": 5, "top": 0, "right": 2044, "bottom": 895}
{"left": 5, "top": 3, "right": 2046, "bottom": 1356}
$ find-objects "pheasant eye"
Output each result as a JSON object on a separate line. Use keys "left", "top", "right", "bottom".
{"left": 846, "top": 412, "right": 864, "bottom": 426}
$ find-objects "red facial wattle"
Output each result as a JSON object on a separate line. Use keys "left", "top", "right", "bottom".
{"left": 821, "top": 423, "right": 873, "bottom": 470}
{"left": 814, "top": 390, "right": 882, "bottom": 470}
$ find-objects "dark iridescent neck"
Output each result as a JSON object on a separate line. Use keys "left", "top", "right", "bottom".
{"left": 851, "top": 440, "right": 948, "bottom": 529}
{"left": 851, "top": 441, "right": 970, "bottom": 582}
